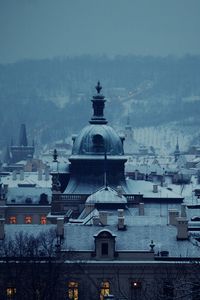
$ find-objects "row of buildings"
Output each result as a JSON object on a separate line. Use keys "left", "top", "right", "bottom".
{"left": 1, "top": 83, "right": 200, "bottom": 299}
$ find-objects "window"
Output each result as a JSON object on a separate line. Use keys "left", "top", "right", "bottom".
{"left": 40, "top": 216, "right": 47, "bottom": 225}
{"left": 68, "top": 281, "right": 79, "bottom": 300}
{"left": 6, "top": 287, "right": 16, "bottom": 299}
{"left": 9, "top": 216, "right": 17, "bottom": 224}
{"left": 100, "top": 281, "right": 110, "bottom": 300}
{"left": 92, "top": 134, "right": 104, "bottom": 152}
{"left": 163, "top": 281, "right": 174, "bottom": 299}
{"left": 101, "top": 243, "right": 108, "bottom": 255}
{"left": 25, "top": 216, "right": 32, "bottom": 224}
{"left": 131, "top": 281, "right": 142, "bottom": 289}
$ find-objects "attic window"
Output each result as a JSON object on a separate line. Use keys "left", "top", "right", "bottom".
{"left": 101, "top": 242, "right": 108, "bottom": 255}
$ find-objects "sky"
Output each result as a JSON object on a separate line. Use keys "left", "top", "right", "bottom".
{"left": 0, "top": 0, "right": 200, "bottom": 63}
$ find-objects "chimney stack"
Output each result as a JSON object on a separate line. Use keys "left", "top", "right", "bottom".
{"left": 99, "top": 211, "right": 107, "bottom": 226}
{"left": 139, "top": 203, "right": 145, "bottom": 216}
{"left": 38, "top": 168, "right": 42, "bottom": 181}
{"left": 181, "top": 204, "right": 187, "bottom": 218}
{"left": 168, "top": 209, "right": 179, "bottom": 226}
{"left": 176, "top": 217, "right": 188, "bottom": 240}
{"left": 57, "top": 217, "right": 64, "bottom": 239}
{"left": 0, "top": 218, "right": 5, "bottom": 240}
{"left": 153, "top": 184, "right": 158, "bottom": 193}
{"left": 20, "top": 170, "right": 24, "bottom": 181}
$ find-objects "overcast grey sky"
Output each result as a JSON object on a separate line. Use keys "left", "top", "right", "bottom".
{"left": 0, "top": 0, "right": 200, "bottom": 63}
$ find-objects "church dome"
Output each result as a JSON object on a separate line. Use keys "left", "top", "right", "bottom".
{"left": 72, "top": 124, "right": 124, "bottom": 156}
{"left": 71, "top": 82, "right": 124, "bottom": 156}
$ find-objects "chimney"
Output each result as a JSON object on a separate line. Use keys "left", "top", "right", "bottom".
{"left": 139, "top": 203, "right": 145, "bottom": 216}
{"left": 99, "top": 211, "right": 107, "bottom": 226}
{"left": 0, "top": 218, "right": 5, "bottom": 240}
{"left": 93, "top": 215, "right": 100, "bottom": 226}
{"left": 153, "top": 184, "right": 158, "bottom": 193}
{"left": 20, "top": 170, "right": 24, "bottom": 181}
{"left": 118, "top": 209, "right": 124, "bottom": 217}
{"left": 12, "top": 171, "right": 17, "bottom": 181}
{"left": 135, "top": 170, "right": 138, "bottom": 180}
{"left": 38, "top": 168, "right": 42, "bottom": 181}
{"left": 57, "top": 217, "right": 64, "bottom": 239}
{"left": 176, "top": 217, "right": 188, "bottom": 240}
{"left": 45, "top": 167, "right": 50, "bottom": 181}
{"left": 85, "top": 203, "right": 95, "bottom": 216}
{"left": 118, "top": 216, "right": 125, "bottom": 230}
{"left": 181, "top": 204, "right": 187, "bottom": 218}
{"left": 116, "top": 186, "right": 123, "bottom": 198}
{"left": 168, "top": 209, "right": 179, "bottom": 226}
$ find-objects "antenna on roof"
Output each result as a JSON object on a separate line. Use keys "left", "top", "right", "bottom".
{"left": 104, "top": 151, "right": 108, "bottom": 190}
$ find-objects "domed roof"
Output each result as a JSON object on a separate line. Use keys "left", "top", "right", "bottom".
{"left": 72, "top": 124, "right": 124, "bottom": 156}
{"left": 71, "top": 82, "right": 124, "bottom": 156}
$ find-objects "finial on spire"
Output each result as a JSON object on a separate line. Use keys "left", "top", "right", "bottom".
{"left": 96, "top": 81, "right": 102, "bottom": 94}
{"left": 53, "top": 149, "right": 58, "bottom": 162}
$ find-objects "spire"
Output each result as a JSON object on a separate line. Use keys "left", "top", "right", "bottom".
{"left": 4, "top": 145, "right": 11, "bottom": 163}
{"left": 174, "top": 136, "right": 180, "bottom": 162}
{"left": 176, "top": 136, "right": 179, "bottom": 151}
{"left": 89, "top": 81, "right": 108, "bottom": 125}
{"left": 53, "top": 149, "right": 58, "bottom": 162}
{"left": 19, "top": 124, "right": 28, "bottom": 146}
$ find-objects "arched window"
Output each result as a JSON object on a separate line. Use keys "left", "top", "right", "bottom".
{"left": 68, "top": 281, "right": 79, "bottom": 300}
{"left": 100, "top": 281, "right": 110, "bottom": 300}
{"left": 92, "top": 134, "right": 104, "bottom": 152}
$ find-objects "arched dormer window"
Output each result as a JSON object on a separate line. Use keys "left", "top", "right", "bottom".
{"left": 93, "top": 229, "right": 116, "bottom": 260}
{"left": 92, "top": 134, "right": 105, "bottom": 153}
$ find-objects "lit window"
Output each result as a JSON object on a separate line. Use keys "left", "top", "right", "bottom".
{"left": 68, "top": 281, "right": 79, "bottom": 300}
{"left": 40, "top": 216, "right": 47, "bottom": 225}
{"left": 131, "top": 280, "right": 142, "bottom": 289}
{"left": 9, "top": 216, "right": 17, "bottom": 224}
{"left": 101, "top": 243, "right": 108, "bottom": 255}
{"left": 100, "top": 281, "right": 110, "bottom": 300}
{"left": 6, "top": 287, "right": 16, "bottom": 298}
{"left": 25, "top": 216, "right": 32, "bottom": 224}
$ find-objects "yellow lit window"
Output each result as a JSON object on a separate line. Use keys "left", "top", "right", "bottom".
{"left": 68, "top": 281, "right": 79, "bottom": 300}
{"left": 6, "top": 287, "right": 16, "bottom": 297}
{"left": 100, "top": 281, "right": 110, "bottom": 300}
{"left": 9, "top": 216, "right": 17, "bottom": 224}
{"left": 40, "top": 216, "right": 47, "bottom": 225}
{"left": 25, "top": 216, "right": 32, "bottom": 224}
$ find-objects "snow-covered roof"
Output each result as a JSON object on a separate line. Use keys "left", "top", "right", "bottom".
{"left": 86, "top": 186, "right": 127, "bottom": 204}
{"left": 124, "top": 179, "right": 183, "bottom": 199}
{"left": 62, "top": 204, "right": 200, "bottom": 257}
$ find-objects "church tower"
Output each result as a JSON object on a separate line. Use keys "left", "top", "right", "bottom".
{"left": 174, "top": 137, "right": 180, "bottom": 162}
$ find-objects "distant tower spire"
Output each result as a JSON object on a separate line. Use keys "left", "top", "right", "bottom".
{"left": 4, "top": 145, "right": 11, "bottom": 164}
{"left": 174, "top": 136, "right": 180, "bottom": 162}
{"left": 127, "top": 114, "right": 130, "bottom": 126}
{"left": 89, "top": 81, "right": 107, "bottom": 125}
{"left": 19, "top": 124, "right": 28, "bottom": 146}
